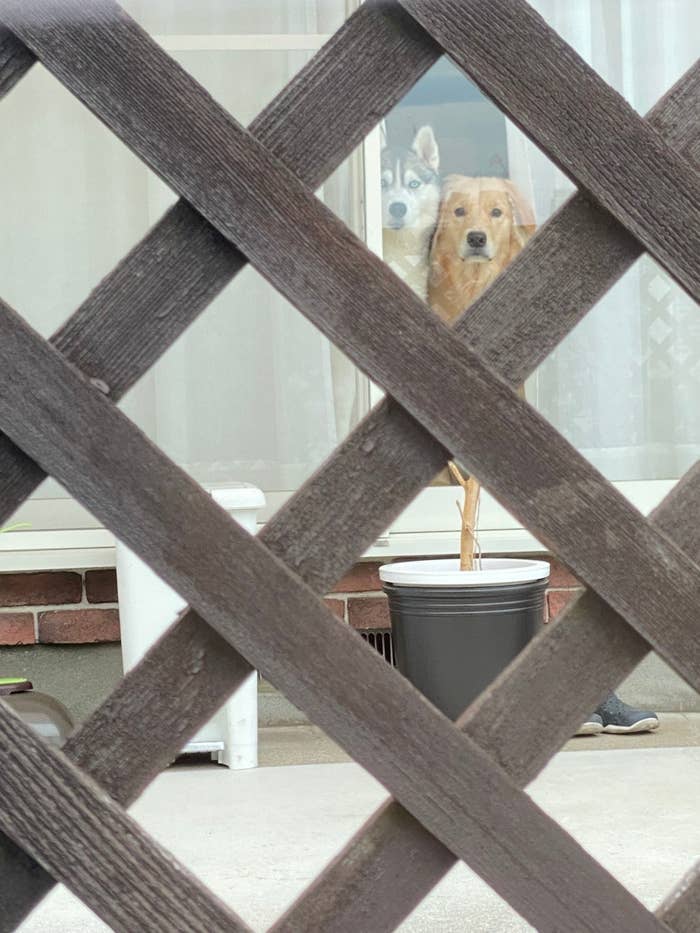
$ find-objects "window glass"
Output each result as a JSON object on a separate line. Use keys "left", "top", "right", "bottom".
{"left": 379, "top": 0, "right": 700, "bottom": 484}
{"left": 121, "top": 0, "right": 347, "bottom": 35}
{"left": 119, "top": 45, "right": 367, "bottom": 491}
{"left": 1, "top": 4, "right": 366, "bottom": 515}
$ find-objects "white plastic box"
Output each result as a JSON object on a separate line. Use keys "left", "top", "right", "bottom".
{"left": 116, "top": 484, "right": 265, "bottom": 768}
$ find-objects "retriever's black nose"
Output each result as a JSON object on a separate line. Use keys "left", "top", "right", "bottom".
{"left": 467, "top": 230, "right": 487, "bottom": 248}
{"left": 389, "top": 202, "right": 407, "bottom": 219}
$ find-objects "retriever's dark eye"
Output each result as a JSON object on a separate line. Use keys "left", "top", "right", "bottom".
{"left": 454, "top": 206, "right": 466, "bottom": 217}
{"left": 491, "top": 207, "right": 503, "bottom": 217}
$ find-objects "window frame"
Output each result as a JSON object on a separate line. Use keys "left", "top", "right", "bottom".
{"left": 0, "top": 23, "right": 681, "bottom": 571}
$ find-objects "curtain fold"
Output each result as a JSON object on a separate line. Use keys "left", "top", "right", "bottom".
{"left": 2, "top": 2, "right": 365, "bottom": 499}
{"left": 514, "top": 0, "right": 700, "bottom": 482}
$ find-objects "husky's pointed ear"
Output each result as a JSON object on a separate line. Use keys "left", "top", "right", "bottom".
{"left": 379, "top": 120, "right": 387, "bottom": 150}
{"left": 412, "top": 125, "right": 439, "bottom": 172}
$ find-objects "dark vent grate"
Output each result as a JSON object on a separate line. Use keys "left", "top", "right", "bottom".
{"left": 360, "top": 629, "right": 396, "bottom": 666}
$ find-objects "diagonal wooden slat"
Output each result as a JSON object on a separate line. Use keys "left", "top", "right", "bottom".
{"left": 0, "top": 7, "right": 696, "bottom": 932}
{"left": 400, "top": 0, "right": 700, "bottom": 304}
{"left": 0, "top": 24, "right": 33, "bottom": 95}
{"left": 276, "top": 455, "right": 700, "bottom": 932}
{"left": 1, "top": 9, "right": 700, "bottom": 932}
{"left": 0, "top": 700, "right": 250, "bottom": 932}
{"left": 0, "top": 610, "right": 254, "bottom": 932}
{"left": 659, "top": 859, "right": 700, "bottom": 933}
{"left": 0, "top": 68, "right": 695, "bottom": 929}
{"left": 274, "top": 57, "right": 700, "bottom": 913}
{"left": 463, "top": 62, "right": 700, "bottom": 383}
{"left": 1, "top": 16, "right": 695, "bottom": 548}
{"left": 273, "top": 69, "right": 700, "bottom": 920}
{"left": 0, "top": 9, "right": 446, "bottom": 923}
{"left": 0, "top": 409, "right": 448, "bottom": 933}
{"left": 0, "top": 298, "right": 667, "bottom": 933}
{"left": 0, "top": 0, "right": 441, "bottom": 525}
{"left": 6, "top": 2, "right": 700, "bottom": 694}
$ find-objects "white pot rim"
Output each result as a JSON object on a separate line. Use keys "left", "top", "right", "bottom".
{"left": 379, "top": 557, "right": 550, "bottom": 587}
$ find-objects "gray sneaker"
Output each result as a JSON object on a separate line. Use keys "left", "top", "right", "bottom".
{"left": 596, "top": 693, "right": 659, "bottom": 734}
{"left": 575, "top": 713, "right": 603, "bottom": 736}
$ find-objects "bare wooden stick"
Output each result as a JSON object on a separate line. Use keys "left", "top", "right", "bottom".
{"left": 448, "top": 462, "right": 480, "bottom": 570}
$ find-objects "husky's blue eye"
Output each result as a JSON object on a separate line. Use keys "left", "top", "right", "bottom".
{"left": 408, "top": 180, "right": 421, "bottom": 189}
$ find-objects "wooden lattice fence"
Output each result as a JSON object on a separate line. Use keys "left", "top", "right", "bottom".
{"left": 0, "top": 1, "right": 698, "bottom": 930}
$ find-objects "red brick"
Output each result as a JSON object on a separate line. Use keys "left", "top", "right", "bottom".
{"left": 324, "top": 598, "right": 345, "bottom": 621}
{"left": 347, "top": 596, "right": 390, "bottom": 630}
{"left": 38, "top": 609, "right": 120, "bottom": 644}
{"left": 546, "top": 559, "right": 580, "bottom": 589}
{"left": 0, "top": 571, "right": 81, "bottom": 607}
{"left": 0, "top": 612, "right": 35, "bottom": 645}
{"left": 547, "top": 589, "right": 583, "bottom": 623}
{"left": 331, "top": 562, "right": 382, "bottom": 594}
{"left": 85, "top": 569, "right": 118, "bottom": 604}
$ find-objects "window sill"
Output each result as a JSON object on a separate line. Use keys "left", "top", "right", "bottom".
{"left": 0, "top": 530, "right": 116, "bottom": 572}
{"left": 362, "top": 528, "right": 545, "bottom": 560}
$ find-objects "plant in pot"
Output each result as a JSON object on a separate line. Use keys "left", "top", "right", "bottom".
{"left": 378, "top": 171, "right": 548, "bottom": 720}
{"left": 380, "top": 467, "right": 549, "bottom": 720}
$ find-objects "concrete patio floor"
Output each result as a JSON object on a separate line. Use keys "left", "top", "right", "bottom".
{"left": 19, "top": 724, "right": 700, "bottom": 932}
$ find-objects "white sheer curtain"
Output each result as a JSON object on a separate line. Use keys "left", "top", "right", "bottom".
{"left": 508, "top": 0, "right": 700, "bottom": 481}
{"left": 1, "top": 0, "right": 366, "bottom": 502}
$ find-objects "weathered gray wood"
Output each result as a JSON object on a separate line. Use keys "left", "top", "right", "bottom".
{"left": 67, "top": 611, "right": 252, "bottom": 801}
{"left": 0, "top": 299, "right": 666, "bottom": 933}
{"left": 0, "top": 609, "right": 254, "bottom": 932}
{"left": 450, "top": 59, "right": 700, "bottom": 390}
{"left": 0, "top": 5, "right": 696, "bottom": 924}
{"left": 0, "top": 0, "right": 441, "bottom": 528}
{"left": 263, "top": 64, "right": 700, "bottom": 933}
{"left": 52, "top": 0, "right": 439, "bottom": 396}
{"left": 658, "top": 858, "right": 700, "bottom": 932}
{"left": 0, "top": 26, "right": 33, "bottom": 97}
{"left": 0, "top": 409, "right": 448, "bottom": 933}
{"left": 276, "top": 590, "right": 648, "bottom": 932}
{"left": 9, "top": 0, "right": 700, "bottom": 691}
{"left": 400, "top": 0, "right": 700, "bottom": 305}
{"left": 276, "top": 460, "right": 700, "bottom": 933}
{"left": 0, "top": 701, "right": 249, "bottom": 932}
{"left": 0, "top": 8, "right": 445, "bottom": 923}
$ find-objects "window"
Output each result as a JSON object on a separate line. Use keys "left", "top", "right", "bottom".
{"left": 1, "top": 0, "right": 698, "bottom": 567}
{"left": 1, "top": 0, "right": 368, "bottom": 568}
{"left": 367, "top": 0, "right": 699, "bottom": 555}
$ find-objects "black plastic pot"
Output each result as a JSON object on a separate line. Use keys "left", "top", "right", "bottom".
{"left": 381, "top": 559, "right": 548, "bottom": 720}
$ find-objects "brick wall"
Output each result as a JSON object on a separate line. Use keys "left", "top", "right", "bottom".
{"left": 0, "top": 570, "right": 119, "bottom": 646}
{"left": 326, "top": 555, "right": 582, "bottom": 630}
{"left": 0, "top": 555, "right": 582, "bottom": 647}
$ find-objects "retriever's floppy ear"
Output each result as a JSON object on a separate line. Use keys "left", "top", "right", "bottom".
{"left": 504, "top": 179, "right": 536, "bottom": 250}
{"left": 412, "top": 125, "right": 440, "bottom": 173}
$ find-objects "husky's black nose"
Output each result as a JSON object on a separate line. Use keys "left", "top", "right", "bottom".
{"left": 389, "top": 202, "right": 407, "bottom": 219}
{"left": 467, "top": 230, "right": 487, "bottom": 248}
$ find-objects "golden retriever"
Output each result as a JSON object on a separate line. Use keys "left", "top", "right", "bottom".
{"left": 427, "top": 175, "right": 536, "bottom": 484}
{"left": 428, "top": 175, "right": 536, "bottom": 325}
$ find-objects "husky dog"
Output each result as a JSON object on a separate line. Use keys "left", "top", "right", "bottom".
{"left": 381, "top": 125, "right": 440, "bottom": 301}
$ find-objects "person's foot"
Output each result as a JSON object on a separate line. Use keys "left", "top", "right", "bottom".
{"left": 575, "top": 713, "right": 603, "bottom": 736}
{"left": 595, "top": 693, "right": 659, "bottom": 734}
